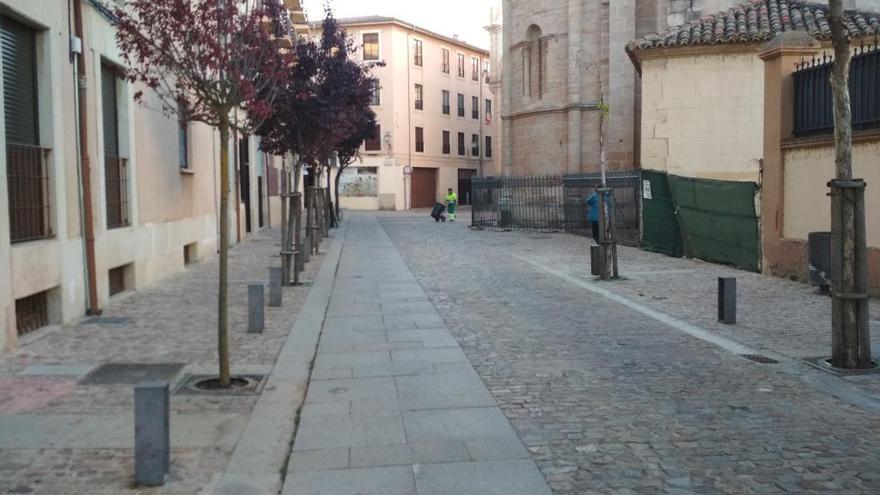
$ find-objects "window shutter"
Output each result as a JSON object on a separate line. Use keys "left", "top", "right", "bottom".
{"left": 1, "top": 16, "right": 39, "bottom": 146}
{"left": 101, "top": 64, "right": 119, "bottom": 157}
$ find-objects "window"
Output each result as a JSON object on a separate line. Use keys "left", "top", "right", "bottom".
{"left": 15, "top": 290, "right": 48, "bottom": 336}
{"left": 414, "top": 83, "right": 423, "bottom": 110}
{"left": 485, "top": 98, "right": 492, "bottom": 118}
{"left": 457, "top": 93, "right": 465, "bottom": 117}
{"left": 365, "top": 124, "right": 381, "bottom": 151}
{"left": 2, "top": 16, "right": 52, "bottom": 243}
{"left": 441, "top": 90, "right": 450, "bottom": 115}
{"left": 178, "top": 102, "right": 189, "bottom": 170}
{"left": 413, "top": 39, "right": 423, "bottom": 66}
{"left": 485, "top": 136, "right": 492, "bottom": 158}
{"left": 102, "top": 63, "right": 129, "bottom": 229}
{"left": 457, "top": 132, "right": 465, "bottom": 156}
{"left": 363, "top": 33, "right": 379, "bottom": 60}
{"left": 471, "top": 56, "right": 479, "bottom": 81}
{"left": 484, "top": 60, "right": 490, "bottom": 83}
{"left": 415, "top": 127, "right": 424, "bottom": 152}
{"left": 456, "top": 53, "right": 465, "bottom": 77}
{"left": 472, "top": 96, "right": 479, "bottom": 119}
{"left": 442, "top": 130, "right": 450, "bottom": 154}
{"left": 441, "top": 48, "right": 450, "bottom": 73}
{"left": 370, "top": 78, "right": 380, "bottom": 106}
{"left": 471, "top": 134, "right": 479, "bottom": 157}
{"left": 525, "top": 25, "right": 544, "bottom": 98}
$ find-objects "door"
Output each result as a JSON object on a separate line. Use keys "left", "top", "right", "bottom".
{"left": 239, "top": 138, "right": 251, "bottom": 233}
{"left": 410, "top": 167, "right": 437, "bottom": 209}
{"left": 457, "top": 169, "right": 477, "bottom": 205}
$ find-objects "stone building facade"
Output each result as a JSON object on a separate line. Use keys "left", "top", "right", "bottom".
{"left": 0, "top": 0, "right": 305, "bottom": 350}
{"left": 496, "top": 0, "right": 877, "bottom": 177}
{"left": 316, "top": 17, "right": 495, "bottom": 210}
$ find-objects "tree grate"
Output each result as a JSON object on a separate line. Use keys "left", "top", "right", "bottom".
{"left": 741, "top": 354, "right": 779, "bottom": 364}
{"left": 173, "top": 373, "right": 267, "bottom": 396}
{"left": 803, "top": 356, "right": 880, "bottom": 376}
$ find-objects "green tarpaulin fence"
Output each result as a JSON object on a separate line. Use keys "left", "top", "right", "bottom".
{"left": 641, "top": 170, "right": 683, "bottom": 257}
{"left": 641, "top": 170, "right": 760, "bottom": 272}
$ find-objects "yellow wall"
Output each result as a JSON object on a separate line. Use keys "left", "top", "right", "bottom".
{"left": 783, "top": 140, "right": 880, "bottom": 247}
{"left": 640, "top": 52, "right": 764, "bottom": 182}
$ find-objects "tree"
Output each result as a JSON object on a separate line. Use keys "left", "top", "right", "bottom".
{"left": 334, "top": 113, "right": 377, "bottom": 220}
{"left": 312, "top": 16, "right": 378, "bottom": 222}
{"left": 827, "top": 0, "right": 871, "bottom": 368}
{"left": 257, "top": 12, "right": 377, "bottom": 226}
{"left": 115, "top": 0, "right": 291, "bottom": 386}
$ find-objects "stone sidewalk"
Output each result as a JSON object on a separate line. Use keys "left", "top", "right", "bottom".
{"left": 281, "top": 214, "right": 552, "bottom": 495}
{"left": 0, "top": 229, "right": 326, "bottom": 495}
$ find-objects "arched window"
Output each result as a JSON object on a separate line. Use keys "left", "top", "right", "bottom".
{"left": 525, "top": 25, "right": 544, "bottom": 99}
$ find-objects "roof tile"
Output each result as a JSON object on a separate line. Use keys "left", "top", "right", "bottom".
{"left": 628, "top": 0, "right": 879, "bottom": 51}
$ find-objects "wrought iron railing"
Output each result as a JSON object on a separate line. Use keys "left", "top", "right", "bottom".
{"left": 794, "top": 43, "right": 880, "bottom": 137}
{"left": 15, "top": 290, "right": 48, "bottom": 336}
{"left": 6, "top": 143, "right": 52, "bottom": 243}
{"left": 105, "top": 155, "right": 130, "bottom": 228}
{"left": 471, "top": 171, "right": 642, "bottom": 247}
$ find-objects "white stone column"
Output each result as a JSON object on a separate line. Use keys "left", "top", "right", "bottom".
{"left": 607, "top": 0, "right": 636, "bottom": 170}
{"left": 567, "top": 0, "right": 583, "bottom": 174}
{"left": 501, "top": 0, "right": 513, "bottom": 176}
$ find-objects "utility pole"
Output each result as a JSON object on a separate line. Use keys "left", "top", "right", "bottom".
{"left": 827, "top": 0, "right": 871, "bottom": 369}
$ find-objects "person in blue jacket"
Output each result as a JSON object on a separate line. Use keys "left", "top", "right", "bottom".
{"left": 586, "top": 185, "right": 612, "bottom": 243}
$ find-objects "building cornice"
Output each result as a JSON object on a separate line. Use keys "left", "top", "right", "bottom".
{"left": 316, "top": 17, "right": 489, "bottom": 56}
{"left": 502, "top": 102, "right": 599, "bottom": 120}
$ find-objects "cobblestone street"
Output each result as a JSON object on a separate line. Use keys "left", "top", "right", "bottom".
{"left": 380, "top": 210, "right": 880, "bottom": 494}
{"left": 0, "top": 229, "right": 325, "bottom": 494}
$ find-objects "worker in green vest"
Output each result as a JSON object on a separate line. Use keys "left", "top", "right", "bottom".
{"left": 445, "top": 188, "right": 458, "bottom": 222}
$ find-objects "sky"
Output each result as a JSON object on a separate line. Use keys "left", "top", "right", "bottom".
{"left": 302, "top": 0, "right": 497, "bottom": 50}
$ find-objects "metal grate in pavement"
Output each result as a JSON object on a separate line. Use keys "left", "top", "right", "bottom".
{"left": 80, "top": 363, "right": 185, "bottom": 385}
{"left": 82, "top": 316, "right": 131, "bottom": 325}
{"left": 741, "top": 354, "right": 779, "bottom": 364}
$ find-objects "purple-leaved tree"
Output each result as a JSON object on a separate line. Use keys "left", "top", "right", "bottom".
{"left": 115, "top": 0, "right": 292, "bottom": 386}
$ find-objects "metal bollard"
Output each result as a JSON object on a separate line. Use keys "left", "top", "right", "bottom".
{"left": 269, "top": 267, "right": 282, "bottom": 307}
{"left": 248, "top": 284, "right": 265, "bottom": 333}
{"left": 135, "top": 381, "right": 170, "bottom": 486}
{"left": 718, "top": 277, "right": 737, "bottom": 324}
{"left": 590, "top": 246, "right": 600, "bottom": 276}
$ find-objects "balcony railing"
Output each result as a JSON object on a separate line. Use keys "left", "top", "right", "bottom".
{"left": 105, "top": 155, "right": 130, "bottom": 228}
{"left": 6, "top": 143, "right": 53, "bottom": 243}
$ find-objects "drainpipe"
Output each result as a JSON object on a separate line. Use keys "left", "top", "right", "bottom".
{"left": 407, "top": 23, "right": 415, "bottom": 210}
{"left": 72, "top": 0, "right": 100, "bottom": 315}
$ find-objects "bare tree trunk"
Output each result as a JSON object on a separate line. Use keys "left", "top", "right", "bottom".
{"left": 335, "top": 163, "right": 346, "bottom": 221}
{"left": 597, "top": 91, "right": 617, "bottom": 280}
{"left": 326, "top": 164, "right": 336, "bottom": 228}
{"left": 217, "top": 116, "right": 231, "bottom": 387}
{"left": 828, "top": 0, "right": 871, "bottom": 369}
{"left": 294, "top": 129, "right": 304, "bottom": 275}
{"left": 280, "top": 158, "right": 290, "bottom": 285}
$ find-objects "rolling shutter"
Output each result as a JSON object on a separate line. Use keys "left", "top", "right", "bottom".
{"left": 1, "top": 16, "right": 39, "bottom": 146}
{"left": 101, "top": 63, "right": 119, "bottom": 157}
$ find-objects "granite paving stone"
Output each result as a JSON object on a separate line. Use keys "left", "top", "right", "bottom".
{"left": 283, "top": 213, "right": 550, "bottom": 495}
{"left": 380, "top": 210, "right": 880, "bottom": 494}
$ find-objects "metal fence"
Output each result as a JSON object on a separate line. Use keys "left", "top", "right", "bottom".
{"left": 794, "top": 43, "right": 880, "bottom": 137}
{"left": 471, "top": 171, "right": 642, "bottom": 247}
